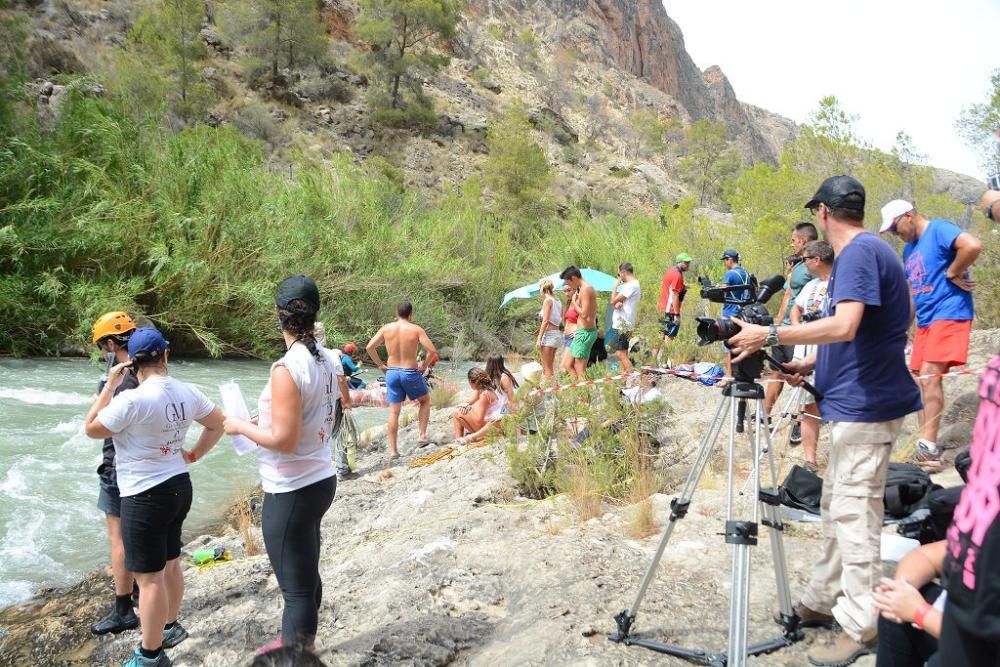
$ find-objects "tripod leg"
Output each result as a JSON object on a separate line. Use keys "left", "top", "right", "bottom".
{"left": 758, "top": 405, "right": 799, "bottom": 633}
{"left": 726, "top": 398, "right": 766, "bottom": 667}
{"left": 611, "top": 393, "right": 732, "bottom": 641}
{"left": 740, "top": 385, "right": 802, "bottom": 496}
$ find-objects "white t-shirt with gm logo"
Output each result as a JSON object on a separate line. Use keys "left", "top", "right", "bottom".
{"left": 98, "top": 375, "right": 215, "bottom": 496}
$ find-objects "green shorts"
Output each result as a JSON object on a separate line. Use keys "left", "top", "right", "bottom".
{"left": 570, "top": 328, "right": 598, "bottom": 359}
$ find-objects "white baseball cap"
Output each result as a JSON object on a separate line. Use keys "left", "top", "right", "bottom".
{"left": 879, "top": 199, "right": 914, "bottom": 234}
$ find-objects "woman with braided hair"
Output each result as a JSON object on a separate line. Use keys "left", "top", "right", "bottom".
{"left": 224, "top": 275, "right": 346, "bottom": 656}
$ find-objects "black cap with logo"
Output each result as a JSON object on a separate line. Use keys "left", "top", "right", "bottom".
{"left": 804, "top": 175, "right": 866, "bottom": 212}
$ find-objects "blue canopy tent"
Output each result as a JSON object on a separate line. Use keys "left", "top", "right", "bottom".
{"left": 499, "top": 268, "right": 618, "bottom": 308}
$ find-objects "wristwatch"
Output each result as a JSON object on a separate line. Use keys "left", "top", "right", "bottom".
{"left": 766, "top": 324, "right": 780, "bottom": 347}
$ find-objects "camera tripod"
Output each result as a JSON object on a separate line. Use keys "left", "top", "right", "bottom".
{"left": 609, "top": 378, "right": 804, "bottom": 666}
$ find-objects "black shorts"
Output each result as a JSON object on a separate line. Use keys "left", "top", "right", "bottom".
{"left": 121, "top": 473, "right": 192, "bottom": 573}
{"left": 768, "top": 344, "right": 794, "bottom": 371}
{"left": 659, "top": 314, "right": 680, "bottom": 338}
{"left": 610, "top": 329, "right": 631, "bottom": 353}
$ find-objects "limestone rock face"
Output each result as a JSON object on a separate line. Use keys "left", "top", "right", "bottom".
{"left": 482, "top": 0, "right": 796, "bottom": 162}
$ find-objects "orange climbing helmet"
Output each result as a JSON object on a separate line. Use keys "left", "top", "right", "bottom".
{"left": 92, "top": 311, "right": 137, "bottom": 345}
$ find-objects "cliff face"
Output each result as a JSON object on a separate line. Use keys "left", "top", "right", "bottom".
{"left": 576, "top": 0, "right": 794, "bottom": 161}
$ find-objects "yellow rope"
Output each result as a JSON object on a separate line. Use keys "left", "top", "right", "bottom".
{"left": 409, "top": 441, "right": 489, "bottom": 468}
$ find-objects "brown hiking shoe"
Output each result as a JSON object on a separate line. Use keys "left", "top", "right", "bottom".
{"left": 807, "top": 629, "right": 875, "bottom": 666}
{"left": 774, "top": 602, "right": 834, "bottom": 628}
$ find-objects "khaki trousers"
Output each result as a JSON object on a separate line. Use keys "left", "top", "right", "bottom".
{"left": 800, "top": 418, "right": 903, "bottom": 642}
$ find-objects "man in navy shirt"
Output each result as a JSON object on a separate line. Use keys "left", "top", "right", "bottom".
{"left": 729, "top": 176, "right": 922, "bottom": 667}
{"left": 880, "top": 199, "right": 981, "bottom": 471}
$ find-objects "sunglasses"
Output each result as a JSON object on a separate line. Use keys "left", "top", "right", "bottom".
{"left": 887, "top": 212, "right": 909, "bottom": 233}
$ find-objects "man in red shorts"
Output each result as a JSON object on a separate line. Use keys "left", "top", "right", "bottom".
{"left": 880, "top": 199, "right": 982, "bottom": 470}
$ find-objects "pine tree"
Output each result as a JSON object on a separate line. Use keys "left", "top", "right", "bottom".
{"left": 356, "top": 0, "right": 458, "bottom": 118}
{"left": 224, "top": 0, "right": 328, "bottom": 85}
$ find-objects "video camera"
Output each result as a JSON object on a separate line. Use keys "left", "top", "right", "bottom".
{"left": 695, "top": 274, "right": 786, "bottom": 383}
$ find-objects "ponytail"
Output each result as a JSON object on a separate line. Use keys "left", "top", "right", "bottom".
{"left": 278, "top": 300, "right": 323, "bottom": 362}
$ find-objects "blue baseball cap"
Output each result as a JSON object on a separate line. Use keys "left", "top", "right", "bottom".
{"left": 127, "top": 327, "right": 170, "bottom": 358}
{"left": 720, "top": 248, "right": 740, "bottom": 261}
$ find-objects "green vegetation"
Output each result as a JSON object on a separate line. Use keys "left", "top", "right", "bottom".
{"left": 356, "top": 0, "right": 458, "bottom": 126}
{"left": 0, "top": 3, "right": 28, "bottom": 136}
{"left": 222, "top": 0, "right": 328, "bottom": 85}
{"left": 0, "top": 5, "right": 993, "bottom": 358}
{"left": 506, "top": 383, "right": 665, "bottom": 518}
{"left": 483, "top": 102, "right": 554, "bottom": 229}
{"left": 679, "top": 119, "right": 741, "bottom": 206}
{"left": 128, "top": 0, "right": 211, "bottom": 124}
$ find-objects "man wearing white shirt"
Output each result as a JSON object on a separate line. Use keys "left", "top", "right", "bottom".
{"left": 610, "top": 262, "right": 641, "bottom": 372}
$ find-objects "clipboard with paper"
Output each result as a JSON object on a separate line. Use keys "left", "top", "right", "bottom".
{"left": 219, "top": 381, "right": 257, "bottom": 456}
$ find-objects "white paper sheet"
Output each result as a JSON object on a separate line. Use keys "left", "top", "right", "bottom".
{"left": 219, "top": 381, "right": 257, "bottom": 456}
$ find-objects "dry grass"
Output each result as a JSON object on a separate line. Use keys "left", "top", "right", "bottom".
{"left": 228, "top": 481, "right": 262, "bottom": 557}
{"left": 626, "top": 464, "right": 659, "bottom": 539}
{"left": 429, "top": 383, "right": 458, "bottom": 409}
{"left": 563, "top": 460, "right": 603, "bottom": 521}
{"left": 892, "top": 436, "right": 918, "bottom": 463}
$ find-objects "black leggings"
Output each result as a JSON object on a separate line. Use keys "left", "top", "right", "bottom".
{"left": 262, "top": 476, "right": 336, "bottom": 646}
{"left": 875, "top": 584, "right": 941, "bottom": 667}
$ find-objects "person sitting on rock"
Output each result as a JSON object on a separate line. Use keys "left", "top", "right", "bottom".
{"left": 453, "top": 369, "right": 507, "bottom": 445}
{"left": 485, "top": 352, "right": 519, "bottom": 410}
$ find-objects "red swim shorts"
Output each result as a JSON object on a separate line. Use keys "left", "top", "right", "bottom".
{"left": 910, "top": 319, "right": 972, "bottom": 371}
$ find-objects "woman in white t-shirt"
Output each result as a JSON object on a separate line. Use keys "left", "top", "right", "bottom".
{"left": 223, "top": 275, "right": 346, "bottom": 656}
{"left": 788, "top": 240, "right": 833, "bottom": 473}
{"left": 85, "top": 328, "right": 224, "bottom": 667}
{"left": 536, "top": 279, "right": 563, "bottom": 383}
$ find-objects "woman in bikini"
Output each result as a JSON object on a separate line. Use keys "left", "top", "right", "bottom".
{"left": 559, "top": 285, "right": 580, "bottom": 376}
{"left": 485, "top": 353, "right": 518, "bottom": 409}
{"left": 452, "top": 369, "right": 507, "bottom": 445}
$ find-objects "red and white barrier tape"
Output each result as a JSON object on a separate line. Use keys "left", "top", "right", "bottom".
{"left": 525, "top": 364, "right": 985, "bottom": 398}
{"left": 527, "top": 371, "right": 641, "bottom": 396}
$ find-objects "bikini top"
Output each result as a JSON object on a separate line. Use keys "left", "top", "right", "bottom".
{"left": 565, "top": 306, "right": 579, "bottom": 323}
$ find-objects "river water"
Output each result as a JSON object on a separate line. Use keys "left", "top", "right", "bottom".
{"left": 0, "top": 357, "right": 467, "bottom": 607}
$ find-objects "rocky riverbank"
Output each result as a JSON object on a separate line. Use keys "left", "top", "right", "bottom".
{"left": 3, "top": 332, "right": 994, "bottom": 666}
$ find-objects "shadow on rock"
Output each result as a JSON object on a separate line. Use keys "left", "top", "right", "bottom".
{"left": 327, "top": 613, "right": 494, "bottom": 666}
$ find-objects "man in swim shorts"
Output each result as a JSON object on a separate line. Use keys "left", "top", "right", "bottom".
{"left": 366, "top": 301, "right": 439, "bottom": 460}
{"left": 561, "top": 266, "right": 597, "bottom": 380}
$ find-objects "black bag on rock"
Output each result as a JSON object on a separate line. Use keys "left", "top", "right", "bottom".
{"left": 884, "top": 463, "right": 937, "bottom": 519}
{"left": 779, "top": 462, "right": 937, "bottom": 520}
{"left": 780, "top": 464, "right": 823, "bottom": 515}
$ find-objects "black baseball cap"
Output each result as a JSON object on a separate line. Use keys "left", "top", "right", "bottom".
{"left": 276, "top": 275, "right": 321, "bottom": 313}
{"left": 804, "top": 175, "right": 866, "bottom": 212}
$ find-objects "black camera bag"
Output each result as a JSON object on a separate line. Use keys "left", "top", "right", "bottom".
{"left": 884, "top": 463, "right": 937, "bottom": 519}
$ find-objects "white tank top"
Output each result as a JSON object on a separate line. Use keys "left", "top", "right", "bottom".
{"left": 539, "top": 296, "right": 562, "bottom": 327}
{"left": 256, "top": 342, "right": 336, "bottom": 493}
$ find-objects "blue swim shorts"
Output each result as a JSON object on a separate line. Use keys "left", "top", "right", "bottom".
{"left": 385, "top": 367, "right": 429, "bottom": 404}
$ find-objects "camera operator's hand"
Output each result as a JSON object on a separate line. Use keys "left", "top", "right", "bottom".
{"left": 780, "top": 358, "right": 815, "bottom": 386}
{"left": 726, "top": 317, "right": 768, "bottom": 362}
